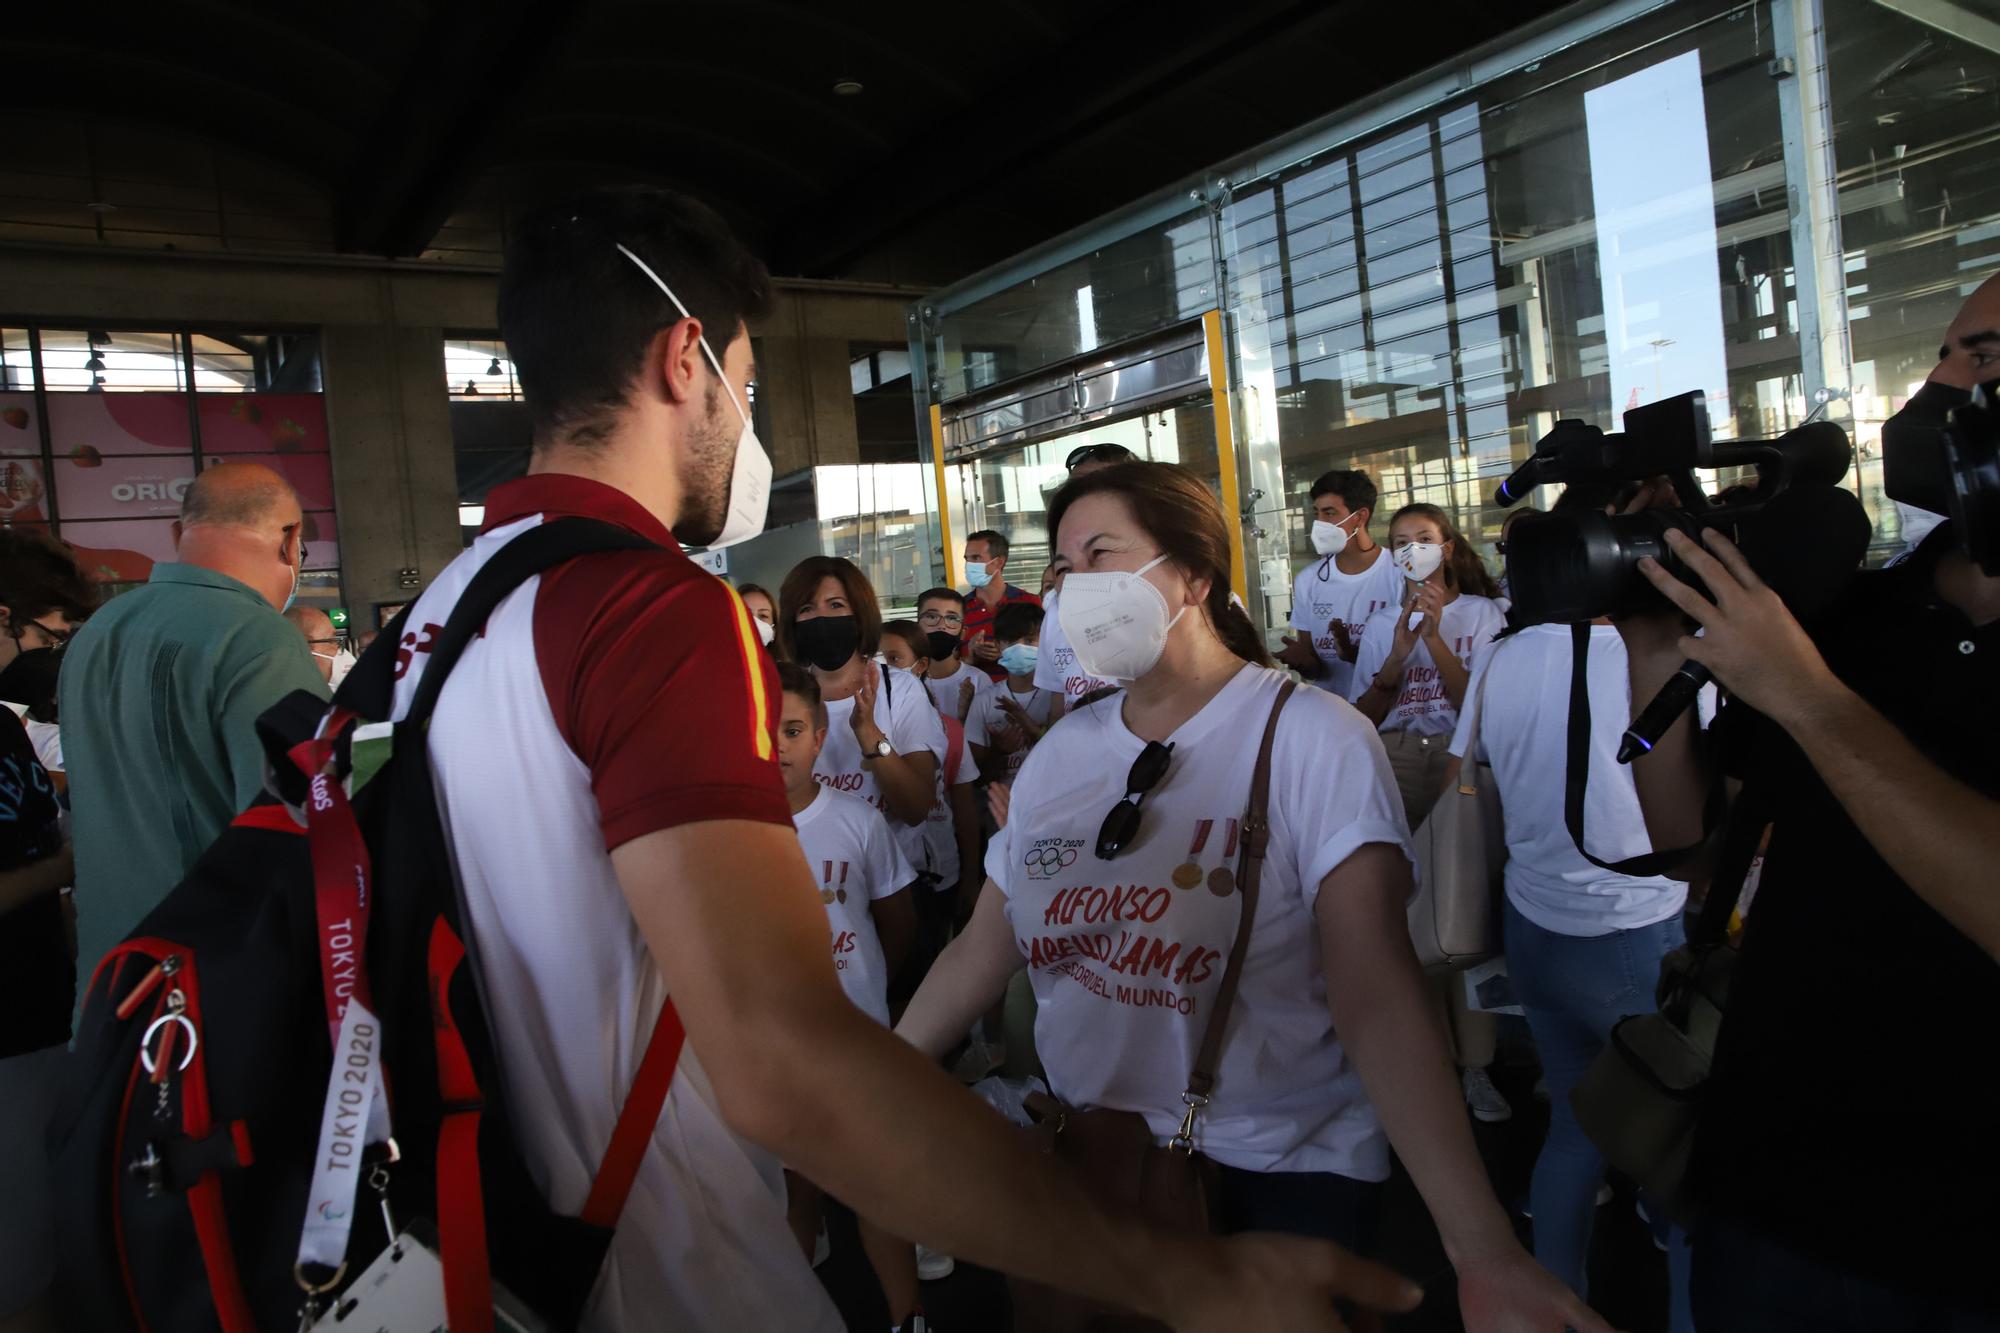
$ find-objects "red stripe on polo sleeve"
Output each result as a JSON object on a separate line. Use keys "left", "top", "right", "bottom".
{"left": 535, "top": 550, "right": 789, "bottom": 850}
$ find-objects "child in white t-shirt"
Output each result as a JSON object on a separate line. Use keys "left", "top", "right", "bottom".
{"left": 980, "top": 601, "right": 1062, "bottom": 786}
{"left": 775, "top": 664, "right": 927, "bottom": 1330}
{"left": 915, "top": 587, "right": 995, "bottom": 723}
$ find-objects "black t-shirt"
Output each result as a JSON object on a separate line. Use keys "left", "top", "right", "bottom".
{"left": 1693, "top": 529, "right": 1999, "bottom": 1305}
{"left": 0, "top": 707, "right": 69, "bottom": 1057}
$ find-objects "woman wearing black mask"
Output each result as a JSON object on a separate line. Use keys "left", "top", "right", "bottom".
{"left": 779, "top": 557, "right": 945, "bottom": 875}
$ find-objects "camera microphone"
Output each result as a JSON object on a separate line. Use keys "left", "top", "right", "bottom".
{"left": 1617, "top": 484, "right": 1871, "bottom": 763}
{"left": 1618, "top": 662, "right": 1711, "bottom": 763}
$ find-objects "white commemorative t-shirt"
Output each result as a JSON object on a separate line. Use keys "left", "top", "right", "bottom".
{"left": 794, "top": 787, "right": 916, "bottom": 1024}
{"left": 979, "top": 681, "right": 1059, "bottom": 783}
{"left": 818, "top": 666, "right": 948, "bottom": 874}
{"left": 988, "top": 665, "right": 1413, "bottom": 1178}
{"left": 1449, "top": 625, "right": 1689, "bottom": 936}
{"left": 1288, "top": 549, "right": 1405, "bottom": 698}
{"left": 926, "top": 661, "right": 995, "bottom": 726}
{"left": 1034, "top": 590, "right": 1115, "bottom": 703}
{"left": 921, "top": 715, "right": 982, "bottom": 888}
{"left": 1347, "top": 593, "right": 1505, "bottom": 736}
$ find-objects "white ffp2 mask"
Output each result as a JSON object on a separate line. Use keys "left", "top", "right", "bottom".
{"left": 1056, "top": 553, "right": 1188, "bottom": 683}
{"left": 1394, "top": 541, "right": 1444, "bottom": 583}
{"left": 615, "top": 244, "right": 771, "bottom": 549}
{"left": 1310, "top": 516, "right": 1355, "bottom": 557}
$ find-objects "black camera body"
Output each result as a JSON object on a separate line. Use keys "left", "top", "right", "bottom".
{"left": 1942, "top": 381, "right": 2000, "bottom": 576}
{"left": 1499, "top": 390, "right": 1867, "bottom": 625}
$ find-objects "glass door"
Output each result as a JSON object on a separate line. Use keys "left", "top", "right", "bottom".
{"left": 939, "top": 401, "right": 1219, "bottom": 588}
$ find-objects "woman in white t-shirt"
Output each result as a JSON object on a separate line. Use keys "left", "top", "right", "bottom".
{"left": 1443, "top": 619, "right": 1695, "bottom": 1330}
{"left": 1348, "top": 502, "right": 1509, "bottom": 1123}
{"left": 895, "top": 462, "right": 1603, "bottom": 1333}
{"left": 779, "top": 557, "right": 945, "bottom": 881}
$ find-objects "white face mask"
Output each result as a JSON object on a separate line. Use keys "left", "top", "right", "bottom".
{"left": 1310, "top": 514, "right": 1358, "bottom": 557}
{"left": 1394, "top": 541, "right": 1444, "bottom": 583}
{"left": 754, "top": 616, "right": 775, "bottom": 647}
{"left": 1057, "top": 553, "right": 1189, "bottom": 683}
{"left": 615, "top": 244, "right": 771, "bottom": 549}
{"left": 965, "top": 560, "right": 995, "bottom": 590}
{"left": 313, "top": 648, "right": 357, "bottom": 690}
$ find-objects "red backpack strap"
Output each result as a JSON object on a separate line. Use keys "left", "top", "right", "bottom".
{"left": 580, "top": 1000, "right": 686, "bottom": 1229}
{"left": 429, "top": 928, "right": 685, "bottom": 1332}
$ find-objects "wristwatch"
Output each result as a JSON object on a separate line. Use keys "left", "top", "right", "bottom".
{"left": 872, "top": 737, "right": 894, "bottom": 759}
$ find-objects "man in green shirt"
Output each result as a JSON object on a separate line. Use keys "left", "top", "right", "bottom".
{"left": 60, "top": 461, "right": 328, "bottom": 992}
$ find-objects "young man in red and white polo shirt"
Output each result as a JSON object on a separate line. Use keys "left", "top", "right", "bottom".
{"left": 396, "top": 186, "right": 1420, "bottom": 1332}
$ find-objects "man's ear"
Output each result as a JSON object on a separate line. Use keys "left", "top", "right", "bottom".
{"left": 652, "top": 318, "right": 706, "bottom": 407}
{"left": 170, "top": 520, "right": 184, "bottom": 550}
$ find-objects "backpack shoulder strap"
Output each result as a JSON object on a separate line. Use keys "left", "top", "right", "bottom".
{"left": 401, "top": 518, "right": 660, "bottom": 727}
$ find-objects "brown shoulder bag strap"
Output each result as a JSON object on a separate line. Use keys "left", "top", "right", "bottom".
{"left": 1172, "top": 677, "right": 1296, "bottom": 1150}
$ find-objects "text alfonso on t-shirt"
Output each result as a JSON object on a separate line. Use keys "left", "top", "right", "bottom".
{"left": 989, "top": 665, "right": 1413, "bottom": 1175}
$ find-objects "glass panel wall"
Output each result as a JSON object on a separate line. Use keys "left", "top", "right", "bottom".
{"left": 1224, "top": 0, "right": 1806, "bottom": 630}
{"left": 0, "top": 324, "right": 337, "bottom": 600}
{"left": 1822, "top": 0, "right": 2000, "bottom": 550}
{"left": 911, "top": 0, "right": 2000, "bottom": 620}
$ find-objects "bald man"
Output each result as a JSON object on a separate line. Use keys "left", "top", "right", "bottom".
{"left": 284, "top": 605, "right": 340, "bottom": 684}
{"left": 60, "top": 461, "right": 329, "bottom": 991}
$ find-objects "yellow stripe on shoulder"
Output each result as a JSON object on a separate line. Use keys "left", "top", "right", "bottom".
{"left": 719, "top": 583, "right": 774, "bottom": 761}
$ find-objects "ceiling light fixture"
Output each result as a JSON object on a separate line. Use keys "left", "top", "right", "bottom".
{"left": 486, "top": 357, "right": 503, "bottom": 376}
{"left": 84, "top": 353, "right": 106, "bottom": 372}
{"left": 87, "top": 376, "right": 105, "bottom": 393}
{"left": 463, "top": 380, "right": 479, "bottom": 395}
{"left": 87, "top": 330, "right": 112, "bottom": 346}
{"left": 832, "top": 77, "right": 864, "bottom": 96}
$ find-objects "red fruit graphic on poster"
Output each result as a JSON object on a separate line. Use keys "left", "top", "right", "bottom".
{"left": 1, "top": 407, "right": 27, "bottom": 430}
{"left": 274, "top": 417, "right": 307, "bottom": 452}
{"left": 69, "top": 445, "right": 103, "bottom": 468}
{"left": 230, "top": 398, "right": 262, "bottom": 425}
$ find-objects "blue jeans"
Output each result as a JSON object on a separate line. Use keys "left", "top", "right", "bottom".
{"left": 1503, "top": 899, "right": 1693, "bottom": 1333}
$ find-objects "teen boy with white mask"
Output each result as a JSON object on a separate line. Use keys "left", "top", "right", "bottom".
{"left": 1276, "top": 470, "right": 1403, "bottom": 698}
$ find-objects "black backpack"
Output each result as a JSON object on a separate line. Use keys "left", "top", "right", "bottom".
{"left": 54, "top": 518, "right": 683, "bottom": 1332}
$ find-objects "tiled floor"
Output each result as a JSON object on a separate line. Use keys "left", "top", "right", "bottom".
{"left": 812, "top": 1045, "right": 1676, "bottom": 1332}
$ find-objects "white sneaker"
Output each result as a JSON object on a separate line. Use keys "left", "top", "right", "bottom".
{"left": 915, "top": 1243, "right": 956, "bottom": 1281}
{"left": 1462, "top": 1066, "right": 1513, "bottom": 1123}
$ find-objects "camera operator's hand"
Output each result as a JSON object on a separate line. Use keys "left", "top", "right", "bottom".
{"left": 1636, "top": 528, "right": 1840, "bottom": 727}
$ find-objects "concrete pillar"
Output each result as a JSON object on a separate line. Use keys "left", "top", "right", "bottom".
{"left": 319, "top": 321, "right": 464, "bottom": 617}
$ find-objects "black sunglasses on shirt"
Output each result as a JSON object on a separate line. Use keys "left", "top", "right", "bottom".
{"left": 1096, "top": 740, "right": 1174, "bottom": 860}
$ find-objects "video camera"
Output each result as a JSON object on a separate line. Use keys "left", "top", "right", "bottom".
{"left": 1496, "top": 390, "right": 1866, "bottom": 626}
{"left": 1943, "top": 382, "right": 2000, "bottom": 574}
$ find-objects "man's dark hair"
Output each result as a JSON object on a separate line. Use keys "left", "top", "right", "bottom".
{"left": 916, "top": 587, "right": 964, "bottom": 610}
{"left": 1309, "top": 470, "right": 1378, "bottom": 517}
{"left": 993, "top": 602, "right": 1044, "bottom": 643}
{"left": 967, "top": 529, "right": 1010, "bottom": 562}
{"left": 498, "top": 186, "right": 774, "bottom": 448}
{"left": 0, "top": 528, "right": 96, "bottom": 626}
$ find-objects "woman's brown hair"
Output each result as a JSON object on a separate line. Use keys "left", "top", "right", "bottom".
{"left": 777, "top": 555, "right": 881, "bottom": 663}
{"left": 1045, "top": 461, "right": 1270, "bottom": 669}
{"left": 1387, "top": 502, "right": 1501, "bottom": 600}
